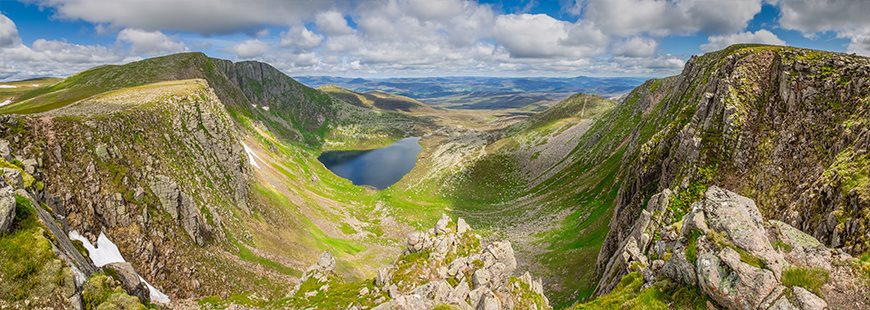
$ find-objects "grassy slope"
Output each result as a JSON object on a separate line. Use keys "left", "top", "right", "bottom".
{"left": 0, "top": 195, "right": 77, "bottom": 306}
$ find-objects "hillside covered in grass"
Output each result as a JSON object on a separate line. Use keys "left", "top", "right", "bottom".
{"left": 0, "top": 44, "right": 866, "bottom": 309}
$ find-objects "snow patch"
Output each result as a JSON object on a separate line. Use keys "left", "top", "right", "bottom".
{"left": 0, "top": 99, "right": 11, "bottom": 107}
{"left": 242, "top": 143, "right": 264, "bottom": 169}
{"left": 69, "top": 231, "right": 171, "bottom": 304}
{"left": 0, "top": 85, "right": 16, "bottom": 88}
{"left": 261, "top": 105, "right": 270, "bottom": 111}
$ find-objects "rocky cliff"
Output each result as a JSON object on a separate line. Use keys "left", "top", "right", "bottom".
{"left": 589, "top": 186, "right": 869, "bottom": 309}
{"left": 283, "top": 215, "right": 551, "bottom": 310}
{"left": 594, "top": 45, "right": 870, "bottom": 296}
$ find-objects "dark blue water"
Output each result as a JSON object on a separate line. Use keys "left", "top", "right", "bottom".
{"left": 317, "top": 137, "right": 422, "bottom": 189}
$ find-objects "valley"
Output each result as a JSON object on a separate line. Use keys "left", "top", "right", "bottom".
{"left": 0, "top": 44, "right": 867, "bottom": 310}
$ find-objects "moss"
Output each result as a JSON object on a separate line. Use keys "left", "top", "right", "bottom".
{"left": 0, "top": 157, "right": 36, "bottom": 188}
{"left": 509, "top": 276, "right": 549, "bottom": 310}
{"left": 735, "top": 247, "right": 766, "bottom": 269}
{"left": 571, "top": 272, "right": 708, "bottom": 309}
{"left": 772, "top": 240, "right": 793, "bottom": 253}
{"left": 782, "top": 267, "right": 829, "bottom": 296}
{"left": 686, "top": 229, "right": 702, "bottom": 263}
{"left": 82, "top": 273, "right": 146, "bottom": 310}
{"left": 0, "top": 194, "right": 74, "bottom": 301}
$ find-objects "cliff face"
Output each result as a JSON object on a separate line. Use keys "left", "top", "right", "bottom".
{"left": 1, "top": 79, "right": 250, "bottom": 298}
{"left": 595, "top": 45, "right": 869, "bottom": 294}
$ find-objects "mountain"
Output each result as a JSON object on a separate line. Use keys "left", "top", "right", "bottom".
{"left": 0, "top": 44, "right": 867, "bottom": 309}
{"left": 319, "top": 85, "right": 433, "bottom": 113}
{"left": 295, "top": 76, "right": 646, "bottom": 110}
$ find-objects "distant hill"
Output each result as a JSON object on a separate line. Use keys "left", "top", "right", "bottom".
{"left": 295, "top": 75, "right": 647, "bottom": 110}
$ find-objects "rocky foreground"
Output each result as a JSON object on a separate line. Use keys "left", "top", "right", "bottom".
{"left": 594, "top": 186, "right": 870, "bottom": 309}
{"left": 286, "top": 215, "right": 551, "bottom": 309}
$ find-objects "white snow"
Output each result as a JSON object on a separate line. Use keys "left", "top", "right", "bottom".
{"left": 31, "top": 84, "right": 40, "bottom": 87}
{"left": 0, "top": 85, "right": 17, "bottom": 88}
{"left": 69, "top": 231, "right": 171, "bottom": 304}
{"left": 242, "top": 143, "right": 264, "bottom": 169}
{"left": 0, "top": 99, "right": 11, "bottom": 107}
{"left": 261, "top": 105, "right": 270, "bottom": 111}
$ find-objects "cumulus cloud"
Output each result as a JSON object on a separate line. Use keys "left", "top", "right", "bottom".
{"left": 229, "top": 39, "right": 270, "bottom": 58}
{"left": 0, "top": 13, "right": 135, "bottom": 80}
{"left": 0, "top": 14, "right": 21, "bottom": 47}
{"left": 407, "top": 0, "right": 465, "bottom": 21}
{"left": 315, "top": 11, "right": 355, "bottom": 35}
{"left": 583, "top": 0, "right": 762, "bottom": 36}
{"left": 612, "top": 37, "right": 658, "bottom": 58}
{"left": 23, "top": 0, "right": 347, "bottom": 34}
{"left": 280, "top": 26, "right": 323, "bottom": 49}
{"left": 493, "top": 14, "right": 572, "bottom": 58}
{"left": 117, "top": 28, "right": 187, "bottom": 55}
{"left": 8, "top": 0, "right": 747, "bottom": 79}
{"left": 774, "top": 0, "right": 870, "bottom": 55}
{"left": 700, "top": 29, "right": 785, "bottom": 52}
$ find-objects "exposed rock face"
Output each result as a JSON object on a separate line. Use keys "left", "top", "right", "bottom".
{"left": 597, "top": 45, "right": 870, "bottom": 296}
{"left": 104, "top": 262, "right": 151, "bottom": 304}
{"left": 149, "top": 174, "right": 211, "bottom": 245}
{"left": 599, "top": 186, "right": 869, "bottom": 309}
{"left": 0, "top": 80, "right": 248, "bottom": 299}
{"left": 0, "top": 185, "right": 14, "bottom": 233}
{"left": 291, "top": 214, "right": 550, "bottom": 310}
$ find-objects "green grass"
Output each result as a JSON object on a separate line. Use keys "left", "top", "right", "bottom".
{"left": 82, "top": 273, "right": 146, "bottom": 310}
{"left": 0, "top": 195, "right": 73, "bottom": 301}
{"left": 686, "top": 229, "right": 702, "bottom": 263}
{"left": 782, "top": 267, "right": 829, "bottom": 296}
{"left": 226, "top": 232, "right": 301, "bottom": 277}
{"left": 571, "top": 272, "right": 708, "bottom": 309}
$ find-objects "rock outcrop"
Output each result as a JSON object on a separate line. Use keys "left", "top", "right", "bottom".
{"left": 596, "top": 45, "right": 870, "bottom": 299}
{"left": 103, "top": 262, "right": 151, "bottom": 304}
{"left": 0, "top": 186, "right": 14, "bottom": 233}
{"left": 289, "top": 214, "right": 550, "bottom": 310}
{"left": 597, "top": 186, "right": 870, "bottom": 309}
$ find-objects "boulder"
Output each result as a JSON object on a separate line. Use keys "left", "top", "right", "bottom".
{"left": 103, "top": 262, "right": 151, "bottom": 304}
{"left": 20, "top": 158, "right": 37, "bottom": 175}
{"left": 457, "top": 217, "right": 470, "bottom": 235}
{"left": 793, "top": 287, "right": 827, "bottom": 310}
{"left": 435, "top": 213, "right": 450, "bottom": 235}
{"left": 0, "top": 139, "right": 10, "bottom": 160}
{"left": 0, "top": 186, "right": 15, "bottom": 233}
{"left": 1, "top": 168, "right": 23, "bottom": 189}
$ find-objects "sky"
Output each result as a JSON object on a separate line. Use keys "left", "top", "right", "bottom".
{"left": 0, "top": 0, "right": 868, "bottom": 80}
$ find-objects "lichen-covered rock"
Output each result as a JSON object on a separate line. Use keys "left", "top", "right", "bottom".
{"left": 1, "top": 168, "right": 23, "bottom": 190}
{"left": 103, "top": 262, "right": 151, "bottom": 304}
{"left": 598, "top": 46, "right": 870, "bottom": 298}
{"left": 0, "top": 186, "right": 15, "bottom": 233}
{"left": 290, "top": 216, "right": 551, "bottom": 310}
{"left": 595, "top": 186, "right": 870, "bottom": 309}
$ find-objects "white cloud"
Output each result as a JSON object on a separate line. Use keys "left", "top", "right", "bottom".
{"left": 612, "top": 37, "right": 658, "bottom": 58}
{"left": 0, "top": 14, "right": 21, "bottom": 48}
{"left": 117, "top": 28, "right": 187, "bottom": 55}
{"left": 493, "top": 14, "right": 571, "bottom": 58}
{"left": 25, "top": 0, "right": 347, "bottom": 34}
{"left": 228, "top": 39, "right": 270, "bottom": 58}
{"left": 583, "top": 0, "right": 763, "bottom": 37}
{"left": 700, "top": 29, "right": 785, "bottom": 52}
{"left": 280, "top": 26, "right": 323, "bottom": 49}
{"left": 315, "top": 10, "right": 355, "bottom": 35}
{"left": 5, "top": 0, "right": 698, "bottom": 78}
{"left": 773, "top": 0, "right": 870, "bottom": 55}
{"left": 846, "top": 34, "right": 870, "bottom": 56}
{"left": 407, "top": 0, "right": 465, "bottom": 21}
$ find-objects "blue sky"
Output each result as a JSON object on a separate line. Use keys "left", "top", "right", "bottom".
{"left": 0, "top": 0, "right": 867, "bottom": 80}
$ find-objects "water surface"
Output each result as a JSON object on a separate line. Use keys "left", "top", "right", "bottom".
{"left": 318, "top": 137, "right": 422, "bottom": 189}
